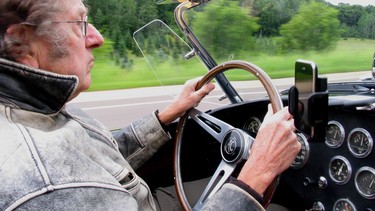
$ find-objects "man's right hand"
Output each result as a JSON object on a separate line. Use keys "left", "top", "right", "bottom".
{"left": 237, "top": 105, "right": 301, "bottom": 195}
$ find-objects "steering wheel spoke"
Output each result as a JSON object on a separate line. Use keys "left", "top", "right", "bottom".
{"left": 189, "top": 108, "right": 235, "bottom": 143}
{"left": 192, "top": 160, "right": 236, "bottom": 211}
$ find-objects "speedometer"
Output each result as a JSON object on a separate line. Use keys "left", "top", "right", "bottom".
{"left": 347, "top": 128, "right": 373, "bottom": 158}
{"left": 291, "top": 133, "right": 309, "bottom": 169}
{"left": 325, "top": 120, "right": 345, "bottom": 148}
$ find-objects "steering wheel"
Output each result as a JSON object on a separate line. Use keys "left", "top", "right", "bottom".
{"left": 173, "top": 60, "right": 283, "bottom": 211}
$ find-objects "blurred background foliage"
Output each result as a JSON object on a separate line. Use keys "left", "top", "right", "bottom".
{"left": 84, "top": 0, "right": 375, "bottom": 90}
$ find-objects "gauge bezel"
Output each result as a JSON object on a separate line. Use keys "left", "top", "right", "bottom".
{"left": 328, "top": 155, "right": 352, "bottom": 185}
{"left": 347, "top": 128, "right": 373, "bottom": 158}
{"left": 354, "top": 166, "right": 375, "bottom": 199}
{"left": 333, "top": 198, "right": 356, "bottom": 211}
{"left": 325, "top": 120, "right": 345, "bottom": 148}
{"left": 290, "top": 133, "right": 310, "bottom": 169}
{"left": 243, "top": 116, "right": 261, "bottom": 133}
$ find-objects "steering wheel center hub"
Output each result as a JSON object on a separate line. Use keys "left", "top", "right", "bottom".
{"left": 221, "top": 130, "right": 247, "bottom": 164}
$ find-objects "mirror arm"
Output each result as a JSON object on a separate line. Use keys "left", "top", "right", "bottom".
{"left": 174, "top": 1, "right": 243, "bottom": 103}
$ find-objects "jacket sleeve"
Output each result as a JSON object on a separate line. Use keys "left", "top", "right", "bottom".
{"left": 201, "top": 183, "right": 265, "bottom": 211}
{"left": 112, "top": 111, "right": 171, "bottom": 170}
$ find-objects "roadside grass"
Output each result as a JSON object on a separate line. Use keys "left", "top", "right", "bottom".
{"left": 88, "top": 38, "right": 375, "bottom": 91}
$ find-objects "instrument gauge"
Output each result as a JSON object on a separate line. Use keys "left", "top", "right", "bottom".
{"left": 347, "top": 128, "right": 373, "bottom": 158}
{"left": 354, "top": 166, "right": 375, "bottom": 199}
{"left": 325, "top": 120, "right": 345, "bottom": 148}
{"left": 333, "top": 198, "right": 356, "bottom": 211}
{"left": 243, "top": 117, "right": 261, "bottom": 134}
{"left": 329, "top": 156, "right": 352, "bottom": 185}
{"left": 291, "top": 133, "right": 310, "bottom": 169}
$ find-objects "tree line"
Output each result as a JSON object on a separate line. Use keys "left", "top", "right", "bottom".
{"left": 85, "top": 0, "right": 375, "bottom": 65}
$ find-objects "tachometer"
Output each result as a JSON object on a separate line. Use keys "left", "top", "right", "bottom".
{"left": 325, "top": 120, "right": 345, "bottom": 148}
{"left": 347, "top": 128, "right": 373, "bottom": 158}
{"left": 329, "top": 155, "right": 352, "bottom": 185}
{"left": 333, "top": 199, "right": 356, "bottom": 211}
{"left": 355, "top": 166, "right": 375, "bottom": 199}
{"left": 290, "top": 133, "right": 310, "bottom": 169}
{"left": 243, "top": 117, "right": 261, "bottom": 134}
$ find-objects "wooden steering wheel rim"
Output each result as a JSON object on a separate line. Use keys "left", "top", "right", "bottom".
{"left": 173, "top": 60, "right": 283, "bottom": 210}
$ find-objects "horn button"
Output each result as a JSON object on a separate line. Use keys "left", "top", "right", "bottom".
{"left": 221, "top": 129, "right": 249, "bottom": 164}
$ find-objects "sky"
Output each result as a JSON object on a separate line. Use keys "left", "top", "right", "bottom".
{"left": 326, "top": 0, "right": 375, "bottom": 6}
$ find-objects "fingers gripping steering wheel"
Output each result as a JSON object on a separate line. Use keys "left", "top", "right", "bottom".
{"left": 173, "top": 60, "right": 283, "bottom": 211}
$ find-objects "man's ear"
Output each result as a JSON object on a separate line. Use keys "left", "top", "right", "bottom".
{"left": 5, "top": 24, "right": 39, "bottom": 68}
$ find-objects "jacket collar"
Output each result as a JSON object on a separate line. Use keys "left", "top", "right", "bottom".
{"left": 0, "top": 58, "right": 78, "bottom": 114}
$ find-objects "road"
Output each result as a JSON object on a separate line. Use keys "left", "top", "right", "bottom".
{"left": 68, "top": 71, "right": 371, "bottom": 130}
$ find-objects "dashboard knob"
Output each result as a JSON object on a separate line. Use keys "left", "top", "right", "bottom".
{"left": 308, "top": 201, "right": 325, "bottom": 211}
{"left": 318, "top": 176, "right": 328, "bottom": 189}
{"left": 303, "top": 176, "right": 328, "bottom": 189}
{"left": 303, "top": 177, "right": 315, "bottom": 186}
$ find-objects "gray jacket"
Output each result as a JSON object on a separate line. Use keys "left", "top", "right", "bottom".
{"left": 0, "top": 58, "right": 263, "bottom": 210}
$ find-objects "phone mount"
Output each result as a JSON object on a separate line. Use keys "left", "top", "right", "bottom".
{"left": 288, "top": 77, "right": 328, "bottom": 141}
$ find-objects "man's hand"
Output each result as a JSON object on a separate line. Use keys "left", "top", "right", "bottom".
{"left": 238, "top": 105, "right": 301, "bottom": 195}
{"left": 158, "top": 77, "right": 215, "bottom": 125}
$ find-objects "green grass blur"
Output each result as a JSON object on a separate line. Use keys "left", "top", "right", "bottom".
{"left": 88, "top": 38, "right": 375, "bottom": 91}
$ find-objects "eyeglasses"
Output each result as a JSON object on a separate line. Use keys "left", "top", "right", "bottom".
{"left": 52, "top": 16, "right": 88, "bottom": 37}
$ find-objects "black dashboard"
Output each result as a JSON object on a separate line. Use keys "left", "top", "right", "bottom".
{"left": 277, "top": 103, "right": 375, "bottom": 210}
{"left": 138, "top": 89, "right": 375, "bottom": 211}
{"left": 204, "top": 94, "right": 375, "bottom": 210}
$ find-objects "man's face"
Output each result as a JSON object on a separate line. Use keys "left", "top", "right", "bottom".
{"left": 31, "top": 0, "right": 104, "bottom": 99}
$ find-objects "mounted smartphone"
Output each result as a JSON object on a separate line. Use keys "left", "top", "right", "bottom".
{"left": 294, "top": 59, "right": 318, "bottom": 134}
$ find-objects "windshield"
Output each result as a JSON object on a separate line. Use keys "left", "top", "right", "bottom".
{"left": 133, "top": 0, "right": 375, "bottom": 108}
{"left": 133, "top": 20, "right": 200, "bottom": 97}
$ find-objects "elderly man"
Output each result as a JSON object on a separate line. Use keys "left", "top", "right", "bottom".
{"left": 0, "top": 0, "right": 300, "bottom": 210}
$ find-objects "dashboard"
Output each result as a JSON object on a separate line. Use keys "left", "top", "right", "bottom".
{"left": 138, "top": 92, "right": 375, "bottom": 211}
{"left": 198, "top": 94, "right": 375, "bottom": 210}
{"left": 274, "top": 104, "right": 375, "bottom": 211}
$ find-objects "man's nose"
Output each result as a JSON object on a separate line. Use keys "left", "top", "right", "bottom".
{"left": 86, "top": 24, "right": 104, "bottom": 48}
